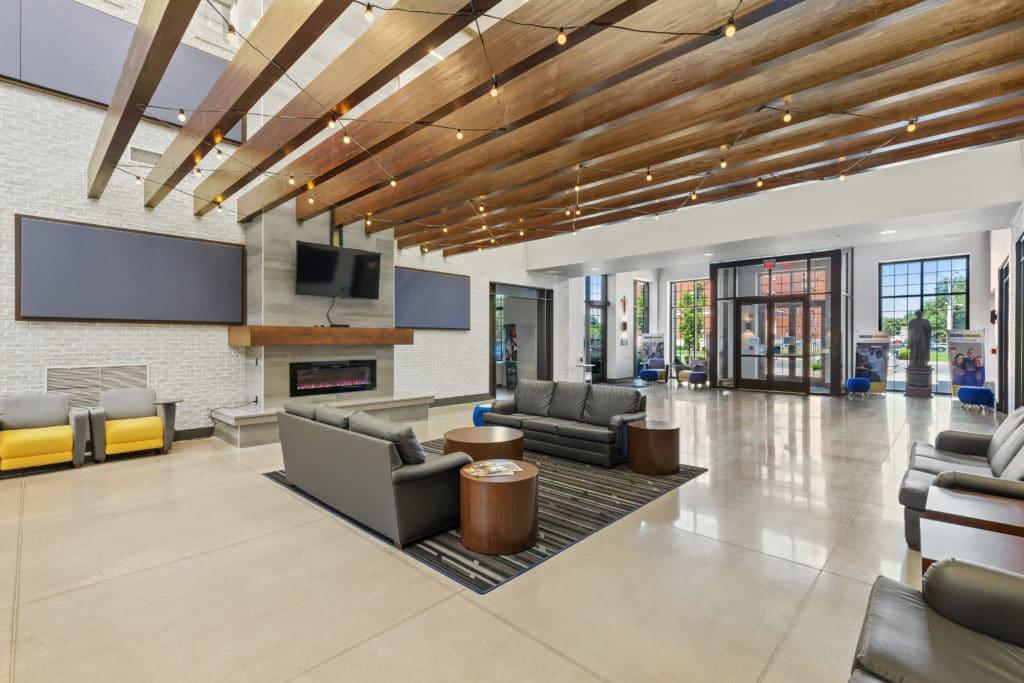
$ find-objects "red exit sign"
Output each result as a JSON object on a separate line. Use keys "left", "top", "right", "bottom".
{"left": 763, "top": 259, "right": 776, "bottom": 270}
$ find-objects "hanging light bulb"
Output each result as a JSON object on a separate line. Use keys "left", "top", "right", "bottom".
{"left": 177, "top": 108, "right": 187, "bottom": 123}
{"left": 906, "top": 118, "right": 917, "bottom": 133}
{"left": 455, "top": 128, "right": 464, "bottom": 140}
{"left": 838, "top": 155, "right": 847, "bottom": 162}
{"left": 422, "top": 246, "right": 429, "bottom": 253}
{"left": 480, "top": 211, "right": 488, "bottom": 218}
{"left": 646, "top": 169, "right": 653, "bottom": 182}
{"left": 490, "top": 237, "right": 496, "bottom": 243}
{"left": 489, "top": 80, "right": 499, "bottom": 98}
{"left": 838, "top": 173, "right": 846, "bottom": 181}
{"left": 364, "top": 3, "right": 375, "bottom": 22}
{"left": 327, "top": 115, "right": 336, "bottom": 129}
{"left": 565, "top": 208, "right": 572, "bottom": 217}
{"left": 342, "top": 130, "right": 351, "bottom": 144}
{"left": 690, "top": 190, "right": 698, "bottom": 200}
{"left": 288, "top": 174, "right": 296, "bottom": 185}
{"left": 366, "top": 218, "right": 373, "bottom": 227}
{"left": 724, "top": 16, "right": 737, "bottom": 37}
{"left": 226, "top": 24, "right": 237, "bottom": 45}
{"left": 478, "top": 204, "right": 485, "bottom": 213}
{"left": 571, "top": 230, "right": 577, "bottom": 237}
{"left": 556, "top": 27, "right": 568, "bottom": 46}
{"left": 442, "top": 227, "right": 449, "bottom": 233}
{"left": 215, "top": 147, "right": 223, "bottom": 160}
{"left": 575, "top": 208, "right": 582, "bottom": 216}
{"left": 216, "top": 203, "right": 223, "bottom": 213}
{"left": 782, "top": 110, "right": 793, "bottom": 123}
{"left": 756, "top": 178, "right": 764, "bottom": 188}
{"left": 134, "top": 175, "right": 142, "bottom": 185}
{"left": 519, "top": 229, "right": 525, "bottom": 236}
{"left": 193, "top": 166, "right": 202, "bottom": 177}
{"left": 654, "top": 214, "right": 660, "bottom": 221}
{"left": 573, "top": 184, "right": 580, "bottom": 192}
{"left": 307, "top": 194, "right": 314, "bottom": 204}
{"left": 719, "top": 158, "right": 728, "bottom": 169}
{"left": 389, "top": 178, "right": 397, "bottom": 188}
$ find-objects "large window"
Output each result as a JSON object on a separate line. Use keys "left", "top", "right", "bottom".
{"left": 584, "top": 276, "right": 607, "bottom": 383}
{"left": 634, "top": 280, "right": 650, "bottom": 373}
{"left": 669, "top": 279, "right": 711, "bottom": 365}
{"left": 879, "top": 256, "right": 969, "bottom": 393}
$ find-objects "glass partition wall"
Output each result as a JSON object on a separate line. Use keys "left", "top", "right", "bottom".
{"left": 711, "top": 251, "right": 843, "bottom": 395}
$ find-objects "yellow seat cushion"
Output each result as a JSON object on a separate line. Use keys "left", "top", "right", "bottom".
{"left": 106, "top": 416, "right": 164, "bottom": 455}
{"left": 0, "top": 426, "right": 73, "bottom": 470}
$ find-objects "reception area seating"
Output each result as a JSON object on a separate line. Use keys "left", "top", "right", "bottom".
{"left": 0, "top": 393, "right": 88, "bottom": 471}
{"left": 89, "top": 387, "right": 176, "bottom": 462}
{"left": 483, "top": 380, "right": 645, "bottom": 467}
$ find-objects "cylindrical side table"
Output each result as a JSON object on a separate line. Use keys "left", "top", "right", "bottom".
{"left": 626, "top": 421, "right": 680, "bottom": 475}
{"left": 444, "top": 426, "right": 524, "bottom": 462}
{"left": 460, "top": 460, "right": 539, "bottom": 555}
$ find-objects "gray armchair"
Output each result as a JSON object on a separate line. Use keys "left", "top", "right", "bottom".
{"left": 850, "top": 559, "right": 1024, "bottom": 681}
{"left": 0, "top": 393, "right": 87, "bottom": 471}
{"left": 277, "top": 404, "right": 472, "bottom": 547}
{"left": 88, "top": 388, "right": 177, "bottom": 462}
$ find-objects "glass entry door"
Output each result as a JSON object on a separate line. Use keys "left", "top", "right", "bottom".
{"left": 586, "top": 304, "right": 606, "bottom": 383}
{"left": 735, "top": 297, "right": 809, "bottom": 392}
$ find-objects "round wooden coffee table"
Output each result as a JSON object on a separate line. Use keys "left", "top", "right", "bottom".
{"left": 460, "top": 460, "right": 539, "bottom": 555}
{"left": 443, "top": 426, "right": 524, "bottom": 462}
{"left": 627, "top": 421, "right": 680, "bottom": 475}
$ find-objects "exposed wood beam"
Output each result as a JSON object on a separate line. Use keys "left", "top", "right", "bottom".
{"left": 328, "top": 0, "right": 933, "bottom": 228}
{"left": 86, "top": 0, "right": 200, "bottom": 199}
{"left": 442, "top": 120, "right": 1024, "bottom": 256}
{"left": 397, "top": 27, "right": 1024, "bottom": 246}
{"left": 192, "top": 0, "right": 501, "bottom": 216}
{"left": 302, "top": 0, "right": 781, "bottom": 224}
{"left": 143, "top": 0, "right": 350, "bottom": 208}
{"left": 234, "top": 0, "right": 652, "bottom": 222}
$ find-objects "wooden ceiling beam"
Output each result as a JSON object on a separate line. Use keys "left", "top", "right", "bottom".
{"left": 333, "top": 0, "right": 934, "bottom": 229}
{"left": 86, "top": 0, "right": 200, "bottom": 199}
{"left": 305, "top": 0, "right": 781, "bottom": 225}
{"left": 367, "top": 0, "right": 1024, "bottom": 237}
{"left": 143, "top": 0, "right": 350, "bottom": 208}
{"left": 442, "top": 119, "right": 1024, "bottom": 256}
{"left": 411, "top": 62, "right": 1024, "bottom": 248}
{"left": 396, "top": 25, "right": 1024, "bottom": 242}
{"left": 192, "top": 0, "right": 502, "bottom": 216}
{"left": 233, "top": 0, "right": 657, "bottom": 223}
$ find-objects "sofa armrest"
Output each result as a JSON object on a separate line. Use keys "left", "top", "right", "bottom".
{"left": 923, "top": 559, "right": 1024, "bottom": 647}
{"left": 934, "top": 430, "right": 991, "bottom": 457}
{"left": 933, "top": 471, "right": 1024, "bottom": 499}
{"left": 609, "top": 412, "right": 646, "bottom": 431}
{"left": 69, "top": 408, "right": 89, "bottom": 467}
{"left": 491, "top": 399, "right": 516, "bottom": 415}
{"left": 155, "top": 400, "right": 179, "bottom": 453}
{"left": 88, "top": 407, "right": 107, "bottom": 463}
{"left": 392, "top": 452, "right": 472, "bottom": 485}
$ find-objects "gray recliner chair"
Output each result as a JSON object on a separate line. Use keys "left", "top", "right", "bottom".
{"left": 850, "top": 559, "right": 1024, "bottom": 682}
{"left": 88, "top": 388, "right": 176, "bottom": 462}
{"left": 900, "top": 407, "right": 1024, "bottom": 548}
{"left": 277, "top": 402, "right": 472, "bottom": 548}
{"left": 0, "top": 393, "right": 88, "bottom": 471}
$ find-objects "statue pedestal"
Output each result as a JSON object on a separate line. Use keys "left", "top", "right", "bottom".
{"left": 905, "top": 367, "right": 933, "bottom": 398}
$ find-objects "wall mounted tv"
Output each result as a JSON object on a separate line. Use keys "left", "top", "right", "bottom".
{"left": 295, "top": 241, "right": 381, "bottom": 299}
{"left": 15, "top": 215, "right": 244, "bottom": 324}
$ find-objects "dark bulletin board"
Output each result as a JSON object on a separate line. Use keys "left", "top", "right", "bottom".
{"left": 394, "top": 266, "right": 470, "bottom": 330}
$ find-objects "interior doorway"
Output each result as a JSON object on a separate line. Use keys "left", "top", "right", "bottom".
{"left": 489, "top": 283, "right": 554, "bottom": 399}
{"left": 735, "top": 297, "right": 810, "bottom": 392}
{"left": 998, "top": 259, "right": 1009, "bottom": 413}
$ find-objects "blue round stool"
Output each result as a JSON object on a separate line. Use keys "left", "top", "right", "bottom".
{"left": 958, "top": 386, "right": 994, "bottom": 412}
{"left": 846, "top": 377, "right": 871, "bottom": 396}
{"left": 472, "top": 403, "right": 493, "bottom": 427}
{"left": 638, "top": 369, "right": 659, "bottom": 384}
{"left": 688, "top": 371, "right": 708, "bottom": 389}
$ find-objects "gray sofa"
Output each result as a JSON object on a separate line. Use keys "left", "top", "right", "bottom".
{"left": 483, "top": 380, "right": 646, "bottom": 467}
{"left": 899, "top": 406, "right": 1024, "bottom": 548}
{"left": 277, "top": 402, "right": 472, "bottom": 547}
{"left": 850, "top": 559, "right": 1024, "bottom": 682}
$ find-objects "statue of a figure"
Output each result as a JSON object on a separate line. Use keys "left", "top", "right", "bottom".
{"left": 907, "top": 310, "right": 932, "bottom": 369}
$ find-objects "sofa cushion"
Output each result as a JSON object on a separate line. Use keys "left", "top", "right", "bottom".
{"left": 986, "top": 406, "right": 1024, "bottom": 460}
{"left": 348, "top": 411, "right": 425, "bottom": 465}
{"left": 558, "top": 422, "right": 616, "bottom": 444}
{"left": 482, "top": 412, "right": 532, "bottom": 429}
{"left": 0, "top": 393, "right": 68, "bottom": 430}
{"left": 106, "top": 416, "right": 163, "bottom": 445}
{"left": 283, "top": 401, "right": 319, "bottom": 420}
{"left": 583, "top": 384, "right": 642, "bottom": 426}
{"left": 988, "top": 424, "right": 1024, "bottom": 477}
{"left": 854, "top": 575, "right": 1024, "bottom": 683}
{"left": 521, "top": 417, "right": 577, "bottom": 435}
{"left": 899, "top": 469, "right": 935, "bottom": 510}
{"left": 547, "top": 382, "right": 590, "bottom": 421}
{"left": 0, "top": 425, "right": 73, "bottom": 459}
{"left": 910, "top": 442, "right": 989, "bottom": 468}
{"left": 101, "top": 387, "right": 157, "bottom": 420}
{"left": 910, "top": 455, "right": 991, "bottom": 478}
{"left": 514, "top": 380, "right": 555, "bottom": 417}
{"left": 314, "top": 405, "right": 351, "bottom": 429}
{"left": 1000, "top": 450, "right": 1024, "bottom": 481}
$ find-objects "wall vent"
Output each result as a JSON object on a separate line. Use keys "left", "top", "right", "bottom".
{"left": 46, "top": 365, "right": 148, "bottom": 409}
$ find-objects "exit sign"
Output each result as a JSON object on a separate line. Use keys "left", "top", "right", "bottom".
{"left": 763, "top": 259, "right": 776, "bottom": 270}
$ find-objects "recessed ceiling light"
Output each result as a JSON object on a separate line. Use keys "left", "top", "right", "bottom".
{"left": 880, "top": 230, "right": 896, "bottom": 235}
{"left": 704, "top": 252, "right": 715, "bottom": 257}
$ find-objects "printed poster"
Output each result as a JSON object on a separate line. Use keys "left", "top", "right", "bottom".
{"left": 948, "top": 330, "right": 985, "bottom": 397}
{"left": 854, "top": 332, "right": 890, "bottom": 393}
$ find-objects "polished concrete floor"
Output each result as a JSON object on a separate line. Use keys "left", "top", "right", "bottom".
{"left": 0, "top": 387, "right": 999, "bottom": 681}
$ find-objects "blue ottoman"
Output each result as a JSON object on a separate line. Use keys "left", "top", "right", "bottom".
{"left": 688, "top": 371, "right": 708, "bottom": 389}
{"left": 472, "top": 403, "right": 494, "bottom": 426}
{"left": 846, "top": 377, "right": 871, "bottom": 396}
{"left": 958, "top": 386, "right": 994, "bottom": 412}
{"left": 639, "top": 369, "right": 659, "bottom": 384}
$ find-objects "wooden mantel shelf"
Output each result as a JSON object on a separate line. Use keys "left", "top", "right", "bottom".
{"left": 228, "top": 325, "right": 414, "bottom": 348}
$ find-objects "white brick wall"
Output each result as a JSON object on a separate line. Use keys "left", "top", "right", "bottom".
{"left": 0, "top": 82, "right": 248, "bottom": 430}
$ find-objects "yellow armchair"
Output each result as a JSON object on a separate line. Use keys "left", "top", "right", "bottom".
{"left": 88, "top": 388, "right": 178, "bottom": 462}
{"left": 0, "top": 393, "right": 87, "bottom": 471}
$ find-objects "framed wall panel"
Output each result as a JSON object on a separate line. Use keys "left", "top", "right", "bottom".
{"left": 394, "top": 267, "right": 470, "bottom": 330}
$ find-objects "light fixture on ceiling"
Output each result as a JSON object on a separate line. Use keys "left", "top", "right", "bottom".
{"left": 556, "top": 28, "right": 568, "bottom": 46}
{"left": 646, "top": 168, "right": 653, "bottom": 182}
{"left": 880, "top": 229, "right": 896, "bottom": 235}
{"left": 177, "top": 108, "right": 187, "bottom": 123}
{"left": 389, "top": 178, "right": 397, "bottom": 187}
{"left": 519, "top": 229, "right": 525, "bottom": 236}
{"left": 226, "top": 24, "right": 237, "bottom": 45}
{"left": 288, "top": 174, "right": 295, "bottom": 185}
{"left": 307, "top": 194, "right": 314, "bottom": 204}
{"left": 723, "top": 16, "right": 737, "bottom": 37}
{"left": 366, "top": 217, "right": 373, "bottom": 226}
{"left": 364, "top": 3, "right": 375, "bottom": 22}
{"left": 690, "top": 190, "right": 698, "bottom": 200}
{"left": 719, "top": 158, "right": 727, "bottom": 169}
{"left": 490, "top": 80, "right": 499, "bottom": 98}
{"left": 653, "top": 214, "right": 660, "bottom": 221}
{"left": 755, "top": 178, "right": 764, "bottom": 188}
{"left": 573, "top": 184, "right": 580, "bottom": 192}
{"left": 216, "top": 203, "right": 223, "bottom": 213}
{"left": 565, "top": 208, "right": 572, "bottom": 216}
{"left": 456, "top": 128, "right": 464, "bottom": 140}
{"left": 575, "top": 208, "right": 581, "bottom": 216}
{"left": 215, "top": 147, "right": 223, "bottom": 161}
{"left": 906, "top": 118, "right": 918, "bottom": 133}
{"left": 838, "top": 173, "right": 846, "bottom": 181}
{"left": 327, "top": 115, "right": 336, "bottom": 129}
{"left": 442, "top": 226, "right": 448, "bottom": 233}
{"left": 704, "top": 252, "right": 715, "bottom": 257}
{"left": 342, "top": 130, "right": 351, "bottom": 144}
{"left": 134, "top": 175, "right": 142, "bottom": 185}
{"left": 782, "top": 110, "right": 793, "bottom": 123}
{"left": 193, "top": 166, "right": 202, "bottom": 177}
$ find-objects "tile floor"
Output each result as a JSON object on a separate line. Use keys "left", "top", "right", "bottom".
{"left": 0, "top": 387, "right": 999, "bottom": 681}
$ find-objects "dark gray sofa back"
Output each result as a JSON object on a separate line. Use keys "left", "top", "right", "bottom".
{"left": 349, "top": 411, "right": 425, "bottom": 465}
{"left": 583, "top": 385, "right": 643, "bottom": 426}
{"left": 283, "top": 401, "right": 318, "bottom": 420}
{"left": 515, "top": 380, "right": 555, "bottom": 416}
{"left": 548, "top": 382, "right": 590, "bottom": 421}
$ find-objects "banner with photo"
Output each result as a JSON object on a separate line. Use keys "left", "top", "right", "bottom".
{"left": 854, "top": 332, "right": 891, "bottom": 393}
{"left": 948, "top": 330, "right": 986, "bottom": 397}
{"left": 639, "top": 333, "right": 665, "bottom": 365}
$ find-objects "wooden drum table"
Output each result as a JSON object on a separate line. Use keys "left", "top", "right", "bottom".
{"left": 443, "top": 426, "right": 524, "bottom": 462}
{"left": 626, "top": 421, "right": 680, "bottom": 475}
{"left": 460, "top": 460, "right": 539, "bottom": 555}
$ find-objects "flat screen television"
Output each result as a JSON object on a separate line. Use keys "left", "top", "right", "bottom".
{"left": 295, "top": 241, "right": 381, "bottom": 299}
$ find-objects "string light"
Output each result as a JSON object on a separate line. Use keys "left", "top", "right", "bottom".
{"left": 556, "top": 27, "right": 568, "bottom": 45}
{"left": 456, "top": 128, "right": 464, "bottom": 140}
{"left": 782, "top": 110, "right": 792, "bottom": 123}
{"left": 342, "top": 130, "right": 352, "bottom": 144}
{"left": 215, "top": 147, "right": 223, "bottom": 160}
{"left": 327, "top": 115, "right": 337, "bottom": 129}
{"left": 364, "top": 3, "right": 375, "bottom": 23}
{"left": 422, "top": 246, "right": 429, "bottom": 253}
{"left": 719, "top": 158, "right": 728, "bottom": 169}
{"left": 288, "top": 174, "right": 296, "bottom": 185}
{"left": 134, "top": 175, "right": 142, "bottom": 185}
{"left": 573, "top": 184, "right": 580, "bottom": 192}
{"left": 389, "top": 178, "right": 398, "bottom": 187}
{"left": 366, "top": 217, "right": 373, "bottom": 226}
{"left": 490, "top": 237, "right": 496, "bottom": 243}
{"left": 690, "top": 191, "right": 698, "bottom": 200}
{"left": 193, "top": 166, "right": 202, "bottom": 176}
{"left": 645, "top": 169, "right": 653, "bottom": 182}
{"left": 724, "top": 16, "right": 737, "bottom": 37}
{"left": 216, "top": 202, "right": 223, "bottom": 213}
{"left": 519, "top": 229, "right": 525, "bottom": 236}
{"left": 838, "top": 173, "right": 846, "bottom": 181}
{"left": 226, "top": 24, "right": 237, "bottom": 45}
{"left": 755, "top": 178, "right": 764, "bottom": 188}
{"left": 906, "top": 118, "right": 917, "bottom": 133}
{"left": 489, "top": 80, "right": 499, "bottom": 98}
{"left": 653, "top": 214, "right": 660, "bottom": 221}
{"left": 575, "top": 207, "right": 582, "bottom": 216}
{"left": 565, "top": 208, "right": 572, "bottom": 216}
{"left": 838, "top": 155, "right": 847, "bottom": 162}
{"left": 442, "top": 227, "right": 449, "bottom": 233}
{"left": 177, "top": 108, "right": 187, "bottom": 123}
{"left": 307, "top": 194, "right": 314, "bottom": 204}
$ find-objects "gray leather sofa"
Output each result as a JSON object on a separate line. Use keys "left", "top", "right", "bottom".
{"left": 483, "top": 380, "right": 646, "bottom": 467}
{"left": 899, "top": 406, "right": 1024, "bottom": 548}
{"left": 277, "top": 402, "right": 472, "bottom": 547}
{"left": 850, "top": 559, "right": 1024, "bottom": 682}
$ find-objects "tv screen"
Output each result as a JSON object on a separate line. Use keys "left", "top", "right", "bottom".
{"left": 295, "top": 241, "right": 380, "bottom": 299}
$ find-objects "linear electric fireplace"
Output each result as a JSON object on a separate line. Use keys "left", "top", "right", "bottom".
{"left": 289, "top": 360, "right": 377, "bottom": 397}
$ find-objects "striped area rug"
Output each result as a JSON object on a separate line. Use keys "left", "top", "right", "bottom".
{"left": 266, "top": 439, "right": 706, "bottom": 594}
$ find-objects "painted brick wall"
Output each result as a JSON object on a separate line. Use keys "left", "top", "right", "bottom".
{"left": 0, "top": 82, "right": 248, "bottom": 430}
